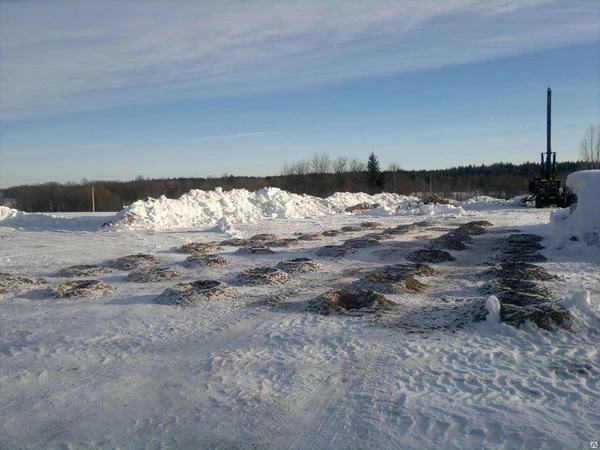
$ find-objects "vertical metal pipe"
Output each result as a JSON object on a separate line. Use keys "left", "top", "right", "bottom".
{"left": 546, "top": 87, "right": 552, "bottom": 177}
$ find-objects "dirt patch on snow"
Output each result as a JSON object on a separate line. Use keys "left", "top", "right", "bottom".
{"left": 321, "top": 229, "right": 345, "bottom": 237}
{"left": 342, "top": 238, "right": 382, "bottom": 249}
{"left": 481, "top": 278, "right": 553, "bottom": 298}
{"left": 294, "top": 233, "right": 324, "bottom": 241}
{"left": 181, "top": 254, "right": 230, "bottom": 268}
{"left": 52, "top": 280, "right": 117, "bottom": 299}
{"left": 501, "top": 301, "right": 573, "bottom": 331}
{"left": 154, "top": 280, "right": 232, "bottom": 306}
{"left": 485, "top": 262, "right": 558, "bottom": 281}
{"left": 125, "top": 267, "right": 182, "bottom": 283}
{"left": 248, "top": 233, "right": 279, "bottom": 242}
{"left": 176, "top": 243, "right": 224, "bottom": 254}
{"left": 309, "top": 289, "right": 395, "bottom": 315}
{"left": 0, "top": 272, "right": 47, "bottom": 293}
{"left": 351, "top": 263, "right": 436, "bottom": 294}
{"left": 316, "top": 245, "right": 355, "bottom": 258}
{"left": 341, "top": 225, "right": 364, "bottom": 232}
{"left": 407, "top": 249, "right": 456, "bottom": 263}
{"left": 105, "top": 254, "right": 160, "bottom": 270}
{"left": 219, "top": 238, "right": 250, "bottom": 247}
{"left": 276, "top": 258, "right": 326, "bottom": 274}
{"left": 497, "top": 233, "right": 547, "bottom": 263}
{"left": 263, "top": 239, "right": 302, "bottom": 248}
{"left": 236, "top": 267, "right": 293, "bottom": 286}
{"left": 56, "top": 265, "right": 112, "bottom": 278}
{"left": 236, "top": 245, "right": 276, "bottom": 255}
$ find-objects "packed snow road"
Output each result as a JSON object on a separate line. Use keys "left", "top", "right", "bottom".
{"left": 1, "top": 191, "right": 599, "bottom": 449}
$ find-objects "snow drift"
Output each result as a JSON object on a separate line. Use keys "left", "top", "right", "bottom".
{"left": 550, "top": 170, "right": 600, "bottom": 248}
{"left": 0, "top": 188, "right": 521, "bottom": 232}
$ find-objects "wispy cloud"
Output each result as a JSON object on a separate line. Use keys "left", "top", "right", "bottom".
{"left": 0, "top": 0, "right": 597, "bottom": 120}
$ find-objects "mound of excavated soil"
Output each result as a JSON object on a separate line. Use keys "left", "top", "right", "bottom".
{"left": 481, "top": 278, "right": 553, "bottom": 298}
{"left": 236, "top": 245, "right": 276, "bottom": 255}
{"left": 263, "top": 239, "right": 302, "bottom": 248}
{"left": 294, "top": 233, "right": 324, "bottom": 241}
{"left": 309, "top": 289, "right": 395, "bottom": 315}
{"left": 154, "top": 280, "right": 232, "bottom": 306}
{"left": 359, "top": 221, "right": 382, "bottom": 229}
{"left": 316, "top": 245, "right": 355, "bottom": 258}
{"left": 485, "top": 262, "right": 558, "bottom": 281}
{"left": 342, "top": 238, "right": 382, "bottom": 249}
{"left": 181, "top": 254, "right": 230, "bottom": 268}
{"left": 276, "top": 258, "right": 325, "bottom": 274}
{"left": 353, "top": 275, "right": 428, "bottom": 294}
{"left": 0, "top": 272, "right": 47, "bottom": 293}
{"left": 419, "top": 195, "right": 455, "bottom": 205}
{"left": 176, "top": 243, "right": 224, "bottom": 254}
{"left": 125, "top": 267, "right": 182, "bottom": 283}
{"left": 352, "top": 263, "right": 436, "bottom": 294}
{"left": 105, "top": 254, "right": 160, "bottom": 270}
{"left": 321, "top": 229, "right": 345, "bottom": 237}
{"left": 429, "top": 233, "right": 471, "bottom": 251}
{"left": 236, "top": 267, "right": 293, "bottom": 286}
{"left": 497, "top": 233, "right": 547, "bottom": 263}
{"left": 52, "top": 280, "right": 117, "bottom": 299}
{"left": 407, "top": 249, "right": 456, "bottom": 263}
{"left": 501, "top": 301, "right": 573, "bottom": 331}
{"left": 341, "top": 225, "right": 364, "bottom": 232}
{"left": 56, "top": 264, "right": 112, "bottom": 278}
{"left": 248, "top": 234, "right": 279, "bottom": 242}
{"left": 219, "top": 238, "right": 250, "bottom": 247}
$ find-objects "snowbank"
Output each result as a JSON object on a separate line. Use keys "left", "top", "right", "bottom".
{"left": 0, "top": 206, "right": 108, "bottom": 231}
{"left": 550, "top": 170, "right": 600, "bottom": 248}
{"left": 1, "top": 188, "right": 519, "bottom": 232}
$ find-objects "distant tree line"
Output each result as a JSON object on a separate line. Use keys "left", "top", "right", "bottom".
{"left": 0, "top": 157, "right": 583, "bottom": 213}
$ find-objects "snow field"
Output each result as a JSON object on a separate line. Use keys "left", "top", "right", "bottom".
{"left": 1, "top": 185, "right": 599, "bottom": 449}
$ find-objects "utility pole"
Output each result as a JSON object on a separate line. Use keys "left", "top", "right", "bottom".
{"left": 92, "top": 186, "right": 95, "bottom": 213}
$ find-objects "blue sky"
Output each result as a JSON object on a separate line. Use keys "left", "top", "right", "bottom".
{"left": 0, "top": 0, "right": 599, "bottom": 188}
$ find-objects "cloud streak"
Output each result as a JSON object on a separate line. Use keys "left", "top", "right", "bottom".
{"left": 0, "top": 0, "right": 597, "bottom": 120}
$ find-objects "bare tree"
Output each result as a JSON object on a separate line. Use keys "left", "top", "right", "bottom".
{"left": 348, "top": 158, "right": 365, "bottom": 173}
{"left": 310, "top": 153, "right": 331, "bottom": 174}
{"left": 579, "top": 125, "right": 600, "bottom": 169}
{"left": 388, "top": 161, "right": 402, "bottom": 193}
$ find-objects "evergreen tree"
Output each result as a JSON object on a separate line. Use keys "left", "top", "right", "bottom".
{"left": 367, "top": 152, "right": 385, "bottom": 188}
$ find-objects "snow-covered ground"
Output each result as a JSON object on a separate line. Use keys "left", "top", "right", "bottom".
{"left": 1, "top": 178, "right": 599, "bottom": 449}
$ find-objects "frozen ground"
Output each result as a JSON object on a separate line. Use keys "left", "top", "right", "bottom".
{"left": 0, "top": 185, "right": 599, "bottom": 449}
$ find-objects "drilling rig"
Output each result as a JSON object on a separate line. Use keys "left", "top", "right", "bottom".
{"left": 527, "top": 88, "right": 571, "bottom": 208}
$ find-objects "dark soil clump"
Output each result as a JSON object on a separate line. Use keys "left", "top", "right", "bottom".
{"left": 276, "top": 258, "right": 325, "bottom": 274}
{"left": 0, "top": 272, "right": 47, "bottom": 292}
{"left": 309, "top": 289, "right": 395, "bottom": 315}
{"left": 236, "top": 267, "right": 293, "bottom": 286}
{"left": 53, "top": 280, "right": 116, "bottom": 299}
{"left": 407, "top": 249, "right": 456, "bottom": 263}
{"left": 485, "top": 262, "right": 558, "bottom": 281}
{"left": 342, "top": 238, "right": 381, "bottom": 249}
{"left": 105, "top": 254, "right": 160, "bottom": 270}
{"left": 125, "top": 267, "right": 182, "bottom": 283}
{"left": 236, "top": 246, "right": 276, "bottom": 255}
{"left": 56, "top": 265, "right": 112, "bottom": 278}
{"left": 316, "top": 245, "right": 355, "bottom": 258}
{"left": 154, "top": 280, "right": 231, "bottom": 306}
{"left": 219, "top": 238, "right": 250, "bottom": 247}
{"left": 181, "top": 254, "right": 230, "bottom": 268}
{"left": 177, "top": 243, "right": 224, "bottom": 254}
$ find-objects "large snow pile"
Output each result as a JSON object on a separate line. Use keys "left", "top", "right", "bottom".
{"left": 1, "top": 188, "right": 521, "bottom": 232}
{"left": 108, "top": 188, "right": 469, "bottom": 230}
{"left": 550, "top": 170, "right": 600, "bottom": 248}
{"left": 108, "top": 187, "right": 336, "bottom": 230}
